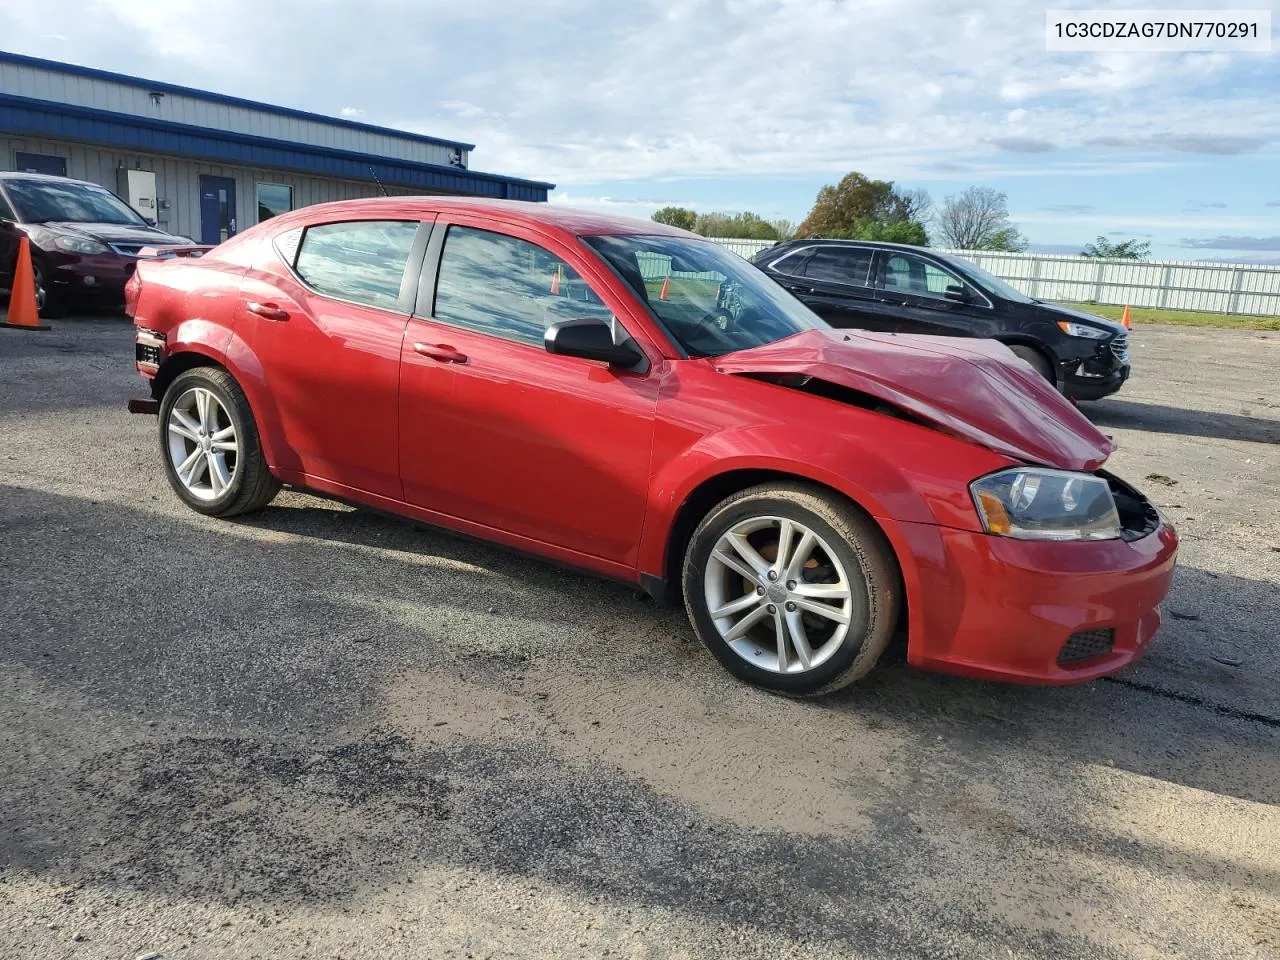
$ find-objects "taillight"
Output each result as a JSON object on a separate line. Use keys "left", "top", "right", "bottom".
{"left": 123, "top": 270, "right": 142, "bottom": 317}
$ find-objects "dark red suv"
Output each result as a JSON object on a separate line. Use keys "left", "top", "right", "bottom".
{"left": 0, "top": 172, "right": 193, "bottom": 317}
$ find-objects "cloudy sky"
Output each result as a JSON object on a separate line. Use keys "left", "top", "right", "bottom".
{"left": 3, "top": 0, "right": 1278, "bottom": 259}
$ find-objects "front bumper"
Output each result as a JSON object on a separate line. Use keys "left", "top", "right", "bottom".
{"left": 898, "top": 519, "right": 1178, "bottom": 684}
{"left": 1058, "top": 333, "right": 1130, "bottom": 401}
{"left": 44, "top": 250, "right": 136, "bottom": 303}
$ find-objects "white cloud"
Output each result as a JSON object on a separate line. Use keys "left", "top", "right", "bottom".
{"left": 2, "top": 0, "right": 1274, "bottom": 188}
{"left": 339, "top": 107, "right": 365, "bottom": 118}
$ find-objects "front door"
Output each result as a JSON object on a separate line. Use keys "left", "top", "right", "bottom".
{"left": 398, "top": 218, "right": 659, "bottom": 569}
{"left": 238, "top": 217, "right": 429, "bottom": 499}
{"left": 198, "top": 175, "right": 237, "bottom": 245}
{"left": 873, "top": 250, "right": 984, "bottom": 336}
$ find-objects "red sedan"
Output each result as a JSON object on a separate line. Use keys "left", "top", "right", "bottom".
{"left": 127, "top": 198, "right": 1177, "bottom": 695}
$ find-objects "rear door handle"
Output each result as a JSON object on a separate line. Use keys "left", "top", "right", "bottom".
{"left": 247, "top": 301, "right": 289, "bottom": 321}
{"left": 413, "top": 342, "right": 469, "bottom": 364}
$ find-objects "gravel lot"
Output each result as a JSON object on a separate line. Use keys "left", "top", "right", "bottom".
{"left": 1, "top": 317, "right": 1278, "bottom": 960}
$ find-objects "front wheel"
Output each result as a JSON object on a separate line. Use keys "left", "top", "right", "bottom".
{"left": 159, "top": 367, "right": 280, "bottom": 517}
{"left": 1007, "top": 344, "right": 1055, "bottom": 386}
{"left": 32, "top": 260, "right": 67, "bottom": 319}
{"left": 682, "top": 483, "right": 900, "bottom": 696}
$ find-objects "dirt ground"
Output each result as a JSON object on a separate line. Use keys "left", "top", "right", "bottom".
{"left": 1, "top": 318, "right": 1277, "bottom": 960}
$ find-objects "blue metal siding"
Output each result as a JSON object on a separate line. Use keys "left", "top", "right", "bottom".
{"left": 0, "top": 52, "right": 476, "bottom": 154}
{"left": 0, "top": 93, "right": 551, "bottom": 201}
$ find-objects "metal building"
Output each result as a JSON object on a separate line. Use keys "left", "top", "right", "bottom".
{"left": 0, "top": 51, "right": 553, "bottom": 244}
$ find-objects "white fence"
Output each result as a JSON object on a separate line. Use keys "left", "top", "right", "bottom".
{"left": 708, "top": 238, "right": 1280, "bottom": 316}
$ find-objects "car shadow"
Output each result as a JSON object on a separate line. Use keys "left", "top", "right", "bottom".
{"left": 1086, "top": 397, "right": 1280, "bottom": 445}
{"left": 2, "top": 484, "right": 1278, "bottom": 956}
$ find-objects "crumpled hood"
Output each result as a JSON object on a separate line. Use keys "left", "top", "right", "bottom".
{"left": 714, "top": 329, "right": 1113, "bottom": 471}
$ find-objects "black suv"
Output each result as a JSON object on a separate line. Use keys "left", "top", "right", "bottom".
{"left": 752, "top": 240, "right": 1129, "bottom": 400}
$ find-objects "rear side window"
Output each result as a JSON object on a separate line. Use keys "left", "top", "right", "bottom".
{"left": 294, "top": 220, "right": 419, "bottom": 310}
{"left": 433, "top": 225, "right": 612, "bottom": 347}
{"left": 804, "top": 247, "right": 873, "bottom": 286}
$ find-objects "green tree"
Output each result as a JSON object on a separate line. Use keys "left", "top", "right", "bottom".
{"left": 935, "top": 187, "right": 1027, "bottom": 251}
{"left": 796, "top": 171, "right": 929, "bottom": 245}
{"left": 693, "top": 211, "right": 779, "bottom": 240}
{"left": 651, "top": 206, "right": 697, "bottom": 231}
{"left": 1081, "top": 236, "right": 1152, "bottom": 260}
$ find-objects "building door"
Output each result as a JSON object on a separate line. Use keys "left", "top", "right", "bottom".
{"left": 14, "top": 152, "right": 67, "bottom": 177}
{"left": 198, "top": 175, "right": 237, "bottom": 245}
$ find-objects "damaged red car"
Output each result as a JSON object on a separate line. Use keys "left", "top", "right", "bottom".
{"left": 128, "top": 198, "right": 1177, "bottom": 695}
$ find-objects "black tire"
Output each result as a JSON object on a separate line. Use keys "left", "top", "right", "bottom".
{"left": 682, "top": 483, "right": 900, "bottom": 696}
{"left": 1007, "top": 343, "right": 1055, "bottom": 385}
{"left": 158, "top": 367, "right": 280, "bottom": 518}
{"left": 32, "top": 260, "right": 68, "bottom": 319}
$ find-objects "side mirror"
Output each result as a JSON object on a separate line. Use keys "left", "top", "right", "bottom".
{"left": 944, "top": 284, "right": 968, "bottom": 303}
{"left": 545, "top": 317, "right": 644, "bottom": 369}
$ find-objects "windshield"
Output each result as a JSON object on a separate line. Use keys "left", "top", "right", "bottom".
{"left": 586, "top": 234, "right": 825, "bottom": 357}
{"left": 5, "top": 179, "right": 147, "bottom": 226}
{"left": 945, "top": 255, "right": 1035, "bottom": 304}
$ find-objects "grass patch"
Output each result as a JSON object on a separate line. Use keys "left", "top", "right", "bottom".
{"left": 1060, "top": 302, "right": 1280, "bottom": 331}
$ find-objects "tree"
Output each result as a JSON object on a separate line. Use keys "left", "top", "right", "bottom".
{"left": 934, "top": 187, "right": 1028, "bottom": 251}
{"left": 692, "top": 211, "right": 779, "bottom": 241}
{"left": 1081, "top": 236, "right": 1151, "bottom": 260}
{"left": 652, "top": 206, "right": 697, "bottom": 231}
{"left": 795, "top": 171, "right": 929, "bottom": 245}
{"left": 769, "top": 219, "right": 797, "bottom": 241}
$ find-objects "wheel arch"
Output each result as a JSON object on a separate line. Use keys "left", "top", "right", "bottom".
{"left": 992, "top": 335, "right": 1056, "bottom": 366}
{"left": 649, "top": 467, "right": 908, "bottom": 630}
{"left": 150, "top": 348, "right": 227, "bottom": 402}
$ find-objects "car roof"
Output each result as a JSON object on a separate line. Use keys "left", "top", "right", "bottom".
{"left": 0, "top": 171, "right": 106, "bottom": 188}
{"left": 775, "top": 238, "right": 936, "bottom": 253}
{"left": 268, "top": 195, "right": 693, "bottom": 239}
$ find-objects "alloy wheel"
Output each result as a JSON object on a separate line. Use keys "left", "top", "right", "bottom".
{"left": 166, "top": 387, "right": 239, "bottom": 501}
{"left": 703, "top": 515, "right": 855, "bottom": 673}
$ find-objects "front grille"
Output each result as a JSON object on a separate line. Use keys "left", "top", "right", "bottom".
{"left": 1058, "top": 628, "right": 1115, "bottom": 665}
{"left": 109, "top": 243, "right": 146, "bottom": 257}
{"left": 1110, "top": 333, "right": 1129, "bottom": 363}
{"left": 136, "top": 342, "right": 161, "bottom": 366}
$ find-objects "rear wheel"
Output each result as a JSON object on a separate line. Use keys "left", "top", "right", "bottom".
{"left": 159, "top": 367, "right": 280, "bottom": 517}
{"left": 1007, "top": 343, "right": 1055, "bottom": 385}
{"left": 682, "top": 483, "right": 900, "bottom": 696}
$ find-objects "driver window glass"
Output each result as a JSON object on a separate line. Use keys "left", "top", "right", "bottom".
{"left": 434, "top": 225, "right": 615, "bottom": 347}
{"left": 804, "top": 247, "right": 873, "bottom": 286}
{"left": 882, "top": 253, "right": 964, "bottom": 298}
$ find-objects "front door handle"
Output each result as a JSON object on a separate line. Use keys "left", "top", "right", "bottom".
{"left": 247, "top": 301, "right": 289, "bottom": 321}
{"left": 413, "top": 342, "right": 469, "bottom": 364}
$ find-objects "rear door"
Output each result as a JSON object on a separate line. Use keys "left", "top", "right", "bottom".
{"left": 238, "top": 217, "right": 431, "bottom": 498}
{"left": 770, "top": 245, "right": 896, "bottom": 330}
{"left": 398, "top": 216, "right": 659, "bottom": 570}
{"left": 873, "top": 250, "right": 985, "bottom": 336}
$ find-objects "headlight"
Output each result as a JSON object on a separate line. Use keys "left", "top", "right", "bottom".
{"left": 1056, "top": 321, "right": 1109, "bottom": 340}
{"left": 55, "top": 236, "right": 110, "bottom": 255}
{"left": 971, "top": 468, "right": 1122, "bottom": 541}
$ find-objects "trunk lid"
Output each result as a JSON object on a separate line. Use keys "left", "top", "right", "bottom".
{"left": 714, "top": 329, "right": 1113, "bottom": 471}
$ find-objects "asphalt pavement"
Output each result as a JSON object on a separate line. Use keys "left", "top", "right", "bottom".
{"left": 1, "top": 317, "right": 1277, "bottom": 959}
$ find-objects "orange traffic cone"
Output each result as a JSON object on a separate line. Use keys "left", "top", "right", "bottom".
{"left": 1120, "top": 304, "right": 1132, "bottom": 329}
{"left": 660, "top": 275, "right": 670, "bottom": 301}
{"left": 550, "top": 265, "right": 561, "bottom": 295}
{"left": 2, "top": 237, "right": 50, "bottom": 331}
